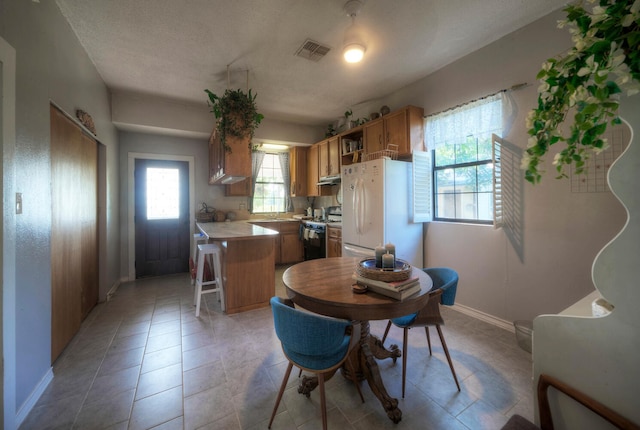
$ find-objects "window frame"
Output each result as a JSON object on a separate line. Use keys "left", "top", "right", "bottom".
{"left": 252, "top": 152, "right": 287, "bottom": 214}
{"left": 431, "top": 136, "right": 495, "bottom": 225}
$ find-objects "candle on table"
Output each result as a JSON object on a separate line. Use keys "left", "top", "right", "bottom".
{"left": 375, "top": 245, "right": 386, "bottom": 268}
{"left": 382, "top": 251, "right": 395, "bottom": 269}
{"left": 385, "top": 243, "right": 396, "bottom": 257}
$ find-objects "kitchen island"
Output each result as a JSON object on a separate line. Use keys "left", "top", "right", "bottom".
{"left": 196, "top": 221, "right": 278, "bottom": 314}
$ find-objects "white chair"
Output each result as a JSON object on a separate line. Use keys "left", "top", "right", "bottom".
{"left": 191, "top": 233, "right": 208, "bottom": 285}
{"left": 194, "top": 243, "right": 225, "bottom": 316}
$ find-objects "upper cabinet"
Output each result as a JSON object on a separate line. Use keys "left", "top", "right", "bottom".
{"left": 208, "top": 129, "right": 252, "bottom": 184}
{"left": 318, "top": 136, "right": 340, "bottom": 178}
{"left": 289, "top": 146, "right": 307, "bottom": 197}
{"left": 306, "top": 143, "right": 332, "bottom": 197}
{"left": 363, "top": 105, "right": 424, "bottom": 159}
{"left": 328, "top": 136, "right": 341, "bottom": 176}
{"left": 225, "top": 178, "right": 252, "bottom": 196}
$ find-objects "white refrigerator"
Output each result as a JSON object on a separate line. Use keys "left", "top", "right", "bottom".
{"left": 342, "top": 158, "right": 423, "bottom": 267}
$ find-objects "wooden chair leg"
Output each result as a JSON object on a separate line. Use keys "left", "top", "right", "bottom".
{"left": 269, "top": 362, "right": 293, "bottom": 429}
{"left": 402, "top": 327, "right": 409, "bottom": 398}
{"left": 382, "top": 320, "right": 392, "bottom": 343}
{"left": 319, "top": 373, "right": 327, "bottom": 430}
{"left": 425, "top": 326, "right": 433, "bottom": 355}
{"left": 436, "top": 324, "right": 460, "bottom": 391}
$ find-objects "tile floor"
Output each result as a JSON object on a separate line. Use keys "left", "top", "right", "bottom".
{"left": 20, "top": 265, "right": 534, "bottom": 430}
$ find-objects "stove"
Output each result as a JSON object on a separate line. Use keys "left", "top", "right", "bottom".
{"left": 302, "top": 206, "right": 342, "bottom": 231}
{"left": 301, "top": 206, "right": 341, "bottom": 260}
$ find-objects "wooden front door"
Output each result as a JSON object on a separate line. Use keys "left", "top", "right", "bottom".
{"left": 50, "top": 105, "right": 98, "bottom": 362}
{"left": 134, "top": 159, "right": 190, "bottom": 278}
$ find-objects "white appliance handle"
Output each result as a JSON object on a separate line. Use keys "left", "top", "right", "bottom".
{"left": 357, "top": 177, "right": 366, "bottom": 235}
{"left": 353, "top": 178, "right": 363, "bottom": 235}
{"left": 352, "top": 178, "right": 360, "bottom": 234}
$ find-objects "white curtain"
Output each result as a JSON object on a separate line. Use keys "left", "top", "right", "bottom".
{"left": 425, "top": 92, "right": 508, "bottom": 150}
{"left": 277, "top": 151, "right": 293, "bottom": 213}
{"left": 249, "top": 150, "right": 265, "bottom": 213}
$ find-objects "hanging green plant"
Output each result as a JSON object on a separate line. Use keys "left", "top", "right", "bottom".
{"left": 523, "top": 0, "right": 640, "bottom": 184}
{"left": 205, "top": 88, "right": 264, "bottom": 152}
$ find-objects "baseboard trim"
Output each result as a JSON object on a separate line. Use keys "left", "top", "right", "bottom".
{"left": 450, "top": 303, "right": 516, "bottom": 333}
{"left": 15, "top": 367, "right": 54, "bottom": 428}
{"left": 106, "top": 277, "right": 127, "bottom": 301}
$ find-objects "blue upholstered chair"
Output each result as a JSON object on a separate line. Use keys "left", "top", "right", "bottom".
{"left": 381, "top": 267, "right": 461, "bottom": 397}
{"left": 268, "top": 296, "right": 364, "bottom": 430}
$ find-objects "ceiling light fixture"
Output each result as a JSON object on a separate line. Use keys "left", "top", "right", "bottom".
{"left": 343, "top": 0, "right": 366, "bottom": 63}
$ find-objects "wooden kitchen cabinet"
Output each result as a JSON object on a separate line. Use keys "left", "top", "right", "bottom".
{"left": 279, "top": 222, "right": 304, "bottom": 263}
{"left": 327, "top": 225, "right": 342, "bottom": 258}
{"left": 225, "top": 177, "right": 252, "bottom": 196}
{"left": 363, "top": 105, "right": 424, "bottom": 159}
{"left": 306, "top": 143, "right": 331, "bottom": 197}
{"left": 319, "top": 136, "right": 341, "bottom": 178}
{"left": 364, "top": 119, "right": 385, "bottom": 154}
{"left": 251, "top": 221, "right": 303, "bottom": 264}
{"left": 208, "top": 128, "right": 252, "bottom": 184}
{"left": 289, "top": 146, "right": 307, "bottom": 197}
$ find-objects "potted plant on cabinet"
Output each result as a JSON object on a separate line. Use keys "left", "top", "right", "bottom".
{"left": 205, "top": 88, "right": 264, "bottom": 153}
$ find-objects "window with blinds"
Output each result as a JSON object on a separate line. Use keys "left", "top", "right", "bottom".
{"left": 422, "top": 92, "right": 505, "bottom": 226}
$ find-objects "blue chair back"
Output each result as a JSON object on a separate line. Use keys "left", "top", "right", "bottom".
{"left": 270, "top": 297, "right": 352, "bottom": 371}
{"left": 423, "top": 267, "right": 458, "bottom": 306}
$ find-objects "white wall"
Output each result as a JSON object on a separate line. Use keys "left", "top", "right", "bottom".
{"left": 361, "top": 10, "right": 628, "bottom": 323}
{"left": 1, "top": 0, "right": 120, "bottom": 426}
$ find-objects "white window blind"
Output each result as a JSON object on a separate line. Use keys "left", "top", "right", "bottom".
{"left": 492, "top": 134, "right": 503, "bottom": 229}
{"left": 412, "top": 151, "right": 432, "bottom": 222}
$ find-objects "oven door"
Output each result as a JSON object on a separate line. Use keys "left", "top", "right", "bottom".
{"left": 303, "top": 225, "right": 326, "bottom": 260}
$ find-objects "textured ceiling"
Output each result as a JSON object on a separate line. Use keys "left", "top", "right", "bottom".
{"left": 55, "top": 0, "right": 567, "bottom": 127}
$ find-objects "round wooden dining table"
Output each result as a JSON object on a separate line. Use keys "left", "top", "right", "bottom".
{"left": 282, "top": 257, "right": 433, "bottom": 423}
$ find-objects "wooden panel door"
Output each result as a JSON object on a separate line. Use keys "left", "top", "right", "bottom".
{"left": 289, "top": 146, "right": 307, "bottom": 197}
{"left": 384, "top": 109, "right": 408, "bottom": 154}
{"left": 226, "top": 177, "right": 252, "bottom": 196}
{"left": 50, "top": 105, "right": 98, "bottom": 362}
{"left": 364, "top": 118, "right": 385, "bottom": 154}
{"left": 318, "top": 139, "right": 329, "bottom": 178}
{"left": 307, "top": 144, "right": 320, "bottom": 196}
{"left": 134, "top": 159, "right": 190, "bottom": 278}
{"left": 328, "top": 136, "right": 340, "bottom": 176}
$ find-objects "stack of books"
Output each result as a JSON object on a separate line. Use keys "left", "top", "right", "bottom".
{"left": 352, "top": 274, "right": 421, "bottom": 300}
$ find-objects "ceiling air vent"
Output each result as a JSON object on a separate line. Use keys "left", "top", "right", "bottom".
{"left": 295, "top": 39, "right": 331, "bottom": 62}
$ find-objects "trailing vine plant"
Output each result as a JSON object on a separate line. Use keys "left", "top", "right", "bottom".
{"left": 523, "top": 0, "right": 640, "bottom": 184}
{"left": 205, "top": 88, "right": 264, "bottom": 153}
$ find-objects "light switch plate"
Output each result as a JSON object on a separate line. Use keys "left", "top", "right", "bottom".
{"left": 16, "top": 192, "right": 22, "bottom": 214}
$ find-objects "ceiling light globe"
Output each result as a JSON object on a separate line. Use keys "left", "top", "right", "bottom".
{"left": 343, "top": 43, "right": 365, "bottom": 63}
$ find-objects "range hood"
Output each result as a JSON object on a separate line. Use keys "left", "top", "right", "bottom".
{"left": 317, "top": 175, "right": 341, "bottom": 186}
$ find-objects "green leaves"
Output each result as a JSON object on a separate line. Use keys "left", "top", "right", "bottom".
{"left": 523, "top": 0, "right": 640, "bottom": 184}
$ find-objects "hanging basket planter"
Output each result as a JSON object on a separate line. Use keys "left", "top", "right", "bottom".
{"left": 205, "top": 88, "right": 264, "bottom": 153}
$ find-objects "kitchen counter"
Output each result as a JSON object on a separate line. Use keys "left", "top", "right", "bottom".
{"left": 197, "top": 221, "right": 280, "bottom": 240}
{"left": 196, "top": 221, "right": 278, "bottom": 314}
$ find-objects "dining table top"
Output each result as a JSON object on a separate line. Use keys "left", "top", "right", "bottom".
{"left": 283, "top": 257, "right": 433, "bottom": 321}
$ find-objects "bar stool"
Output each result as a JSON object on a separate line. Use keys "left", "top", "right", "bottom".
{"left": 194, "top": 243, "right": 225, "bottom": 316}
{"left": 191, "top": 233, "right": 208, "bottom": 285}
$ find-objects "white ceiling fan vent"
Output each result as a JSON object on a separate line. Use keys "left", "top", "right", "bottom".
{"left": 295, "top": 39, "right": 331, "bottom": 62}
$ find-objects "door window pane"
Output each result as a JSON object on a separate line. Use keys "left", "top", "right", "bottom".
{"left": 147, "top": 167, "right": 180, "bottom": 219}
